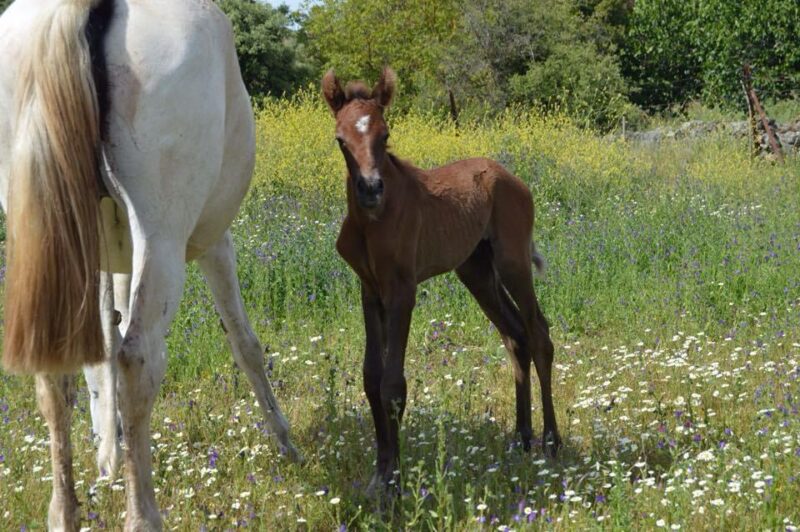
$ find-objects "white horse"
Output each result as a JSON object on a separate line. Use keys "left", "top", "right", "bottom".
{"left": 0, "top": 0, "right": 299, "bottom": 529}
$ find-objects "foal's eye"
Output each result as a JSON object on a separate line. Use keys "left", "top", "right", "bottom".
{"left": 381, "top": 132, "right": 390, "bottom": 144}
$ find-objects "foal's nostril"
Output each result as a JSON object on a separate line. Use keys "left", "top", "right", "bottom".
{"left": 357, "top": 177, "right": 383, "bottom": 202}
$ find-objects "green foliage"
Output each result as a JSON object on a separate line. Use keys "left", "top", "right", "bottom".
{"left": 216, "top": 0, "right": 313, "bottom": 97}
{"left": 508, "top": 42, "right": 630, "bottom": 129}
{"left": 623, "top": 0, "right": 800, "bottom": 111}
{"left": 448, "top": 0, "right": 632, "bottom": 128}
{"left": 621, "top": 0, "right": 703, "bottom": 110}
{"left": 0, "top": 0, "right": 11, "bottom": 13}
{"left": 306, "top": 0, "right": 633, "bottom": 129}
{"left": 575, "top": 0, "right": 632, "bottom": 53}
{"left": 440, "top": 0, "right": 584, "bottom": 112}
{"left": 695, "top": 0, "right": 800, "bottom": 107}
{"left": 304, "top": 0, "right": 460, "bottom": 110}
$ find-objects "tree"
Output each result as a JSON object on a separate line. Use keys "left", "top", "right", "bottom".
{"left": 304, "top": 0, "right": 460, "bottom": 109}
{"left": 305, "top": 0, "right": 633, "bottom": 128}
{"left": 216, "top": 0, "right": 314, "bottom": 98}
{"left": 622, "top": 0, "right": 800, "bottom": 111}
{"left": 0, "top": 0, "right": 11, "bottom": 14}
{"left": 694, "top": 0, "right": 800, "bottom": 107}
{"left": 509, "top": 42, "right": 630, "bottom": 129}
{"left": 442, "top": 0, "right": 630, "bottom": 127}
{"left": 621, "top": 0, "right": 703, "bottom": 111}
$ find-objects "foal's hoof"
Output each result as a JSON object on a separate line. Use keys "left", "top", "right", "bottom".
{"left": 519, "top": 429, "right": 533, "bottom": 452}
{"left": 365, "top": 471, "right": 400, "bottom": 503}
{"left": 280, "top": 441, "right": 304, "bottom": 464}
{"left": 542, "top": 431, "right": 562, "bottom": 458}
{"left": 365, "top": 472, "right": 386, "bottom": 500}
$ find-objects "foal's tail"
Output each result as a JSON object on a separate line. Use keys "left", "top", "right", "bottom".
{"left": 531, "top": 242, "right": 546, "bottom": 278}
{"left": 3, "top": 0, "right": 105, "bottom": 374}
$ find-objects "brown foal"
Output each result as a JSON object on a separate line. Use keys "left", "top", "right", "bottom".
{"left": 323, "top": 68, "right": 561, "bottom": 495}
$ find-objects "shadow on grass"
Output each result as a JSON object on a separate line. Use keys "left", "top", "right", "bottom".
{"left": 288, "top": 395, "right": 674, "bottom": 529}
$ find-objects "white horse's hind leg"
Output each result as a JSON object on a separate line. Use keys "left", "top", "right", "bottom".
{"left": 35, "top": 374, "right": 79, "bottom": 532}
{"left": 118, "top": 242, "right": 185, "bottom": 531}
{"left": 197, "top": 231, "right": 301, "bottom": 461}
{"left": 84, "top": 271, "right": 126, "bottom": 479}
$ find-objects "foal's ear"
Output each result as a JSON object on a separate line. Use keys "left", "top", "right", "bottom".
{"left": 372, "top": 67, "right": 396, "bottom": 109}
{"left": 322, "top": 69, "right": 345, "bottom": 114}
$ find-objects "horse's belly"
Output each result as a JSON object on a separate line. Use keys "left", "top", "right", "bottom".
{"left": 99, "top": 196, "right": 234, "bottom": 270}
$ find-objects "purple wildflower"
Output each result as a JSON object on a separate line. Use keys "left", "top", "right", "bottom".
{"left": 208, "top": 448, "right": 219, "bottom": 468}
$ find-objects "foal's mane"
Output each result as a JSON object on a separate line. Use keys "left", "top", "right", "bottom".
{"left": 387, "top": 152, "right": 423, "bottom": 178}
{"left": 344, "top": 81, "right": 373, "bottom": 101}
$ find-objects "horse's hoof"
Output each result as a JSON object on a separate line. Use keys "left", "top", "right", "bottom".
{"left": 96, "top": 437, "right": 122, "bottom": 481}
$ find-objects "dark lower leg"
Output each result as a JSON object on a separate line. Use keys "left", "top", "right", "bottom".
{"left": 457, "top": 246, "right": 534, "bottom": 450}
{"left": 493, "top": 253, "right": 561, "bottom": 455}
{"left": 364, "top": 353, "right": 390, "bottom": 476}
{"left": 380, "top": 372, "right": 407, "bottom": 486}
{"left": 378, "top": 287, "right": 415, "bottom": 487}
{"left": 532, "top": 324, "right": 560, "bottom": 455}
{"left": 360, "top": 283, "right": 391, "bottom": 487}
{"left": 505, "top": 337, "right": 533, "bottom": 450}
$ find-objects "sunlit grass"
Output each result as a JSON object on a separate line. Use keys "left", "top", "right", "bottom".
{"left": 1, "top": 97, "right": 799, "bottom": 530}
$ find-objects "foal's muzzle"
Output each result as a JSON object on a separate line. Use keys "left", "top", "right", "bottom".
{"left": 355, "top": 175, "right": 384, "bottom": 209}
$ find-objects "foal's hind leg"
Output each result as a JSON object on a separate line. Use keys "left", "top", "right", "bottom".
{"left": 197, "top": 231, "right": 300, "bottom": 461}
{"left": 456, "top": 242, "right": 535, "bottom": 450}
{"left": 492, "top": 239, "right": 561, "bottom": 455}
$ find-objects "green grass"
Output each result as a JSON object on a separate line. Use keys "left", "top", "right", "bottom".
{"left": 1, "top": 97, "right": 800, "bottom": 530}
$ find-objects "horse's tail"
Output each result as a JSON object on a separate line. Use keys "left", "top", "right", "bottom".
{"left": 3, "top": 0, "right": 106, "bottom": 374}
{"left": 531, "top": 242, "right": 546, "bottom": 278}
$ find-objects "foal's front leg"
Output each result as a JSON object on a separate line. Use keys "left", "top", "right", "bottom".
{"left": 377, "top": 281, "right": 416, "bottom": 491}
{"left": 361, "top": 283, "right": 390, "bottom": 496}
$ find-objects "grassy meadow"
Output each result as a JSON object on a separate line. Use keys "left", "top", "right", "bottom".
{"left": 1, "top": 95, "right": 800, "bottom": 530}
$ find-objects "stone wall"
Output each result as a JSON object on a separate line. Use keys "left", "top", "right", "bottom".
{"left": 625, "top": 119, "right": 800, "bottom": 155}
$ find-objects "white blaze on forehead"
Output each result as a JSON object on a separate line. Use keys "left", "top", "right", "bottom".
{"left": 355, "top": 115, "right": 371, "bottom": 134}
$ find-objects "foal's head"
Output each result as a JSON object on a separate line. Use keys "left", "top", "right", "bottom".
{"left": 322, "top": 67, "right": 396, "bottom": 210}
